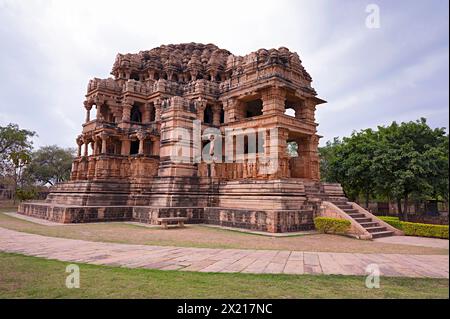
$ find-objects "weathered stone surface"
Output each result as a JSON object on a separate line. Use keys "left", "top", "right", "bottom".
{"left": 18, "top": 43, "right": 352, "bottom": 233}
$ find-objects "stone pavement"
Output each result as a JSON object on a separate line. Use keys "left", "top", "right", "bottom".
{"left": 374, "top": 235, "right": 449, "bottom": 249}
{"left": 0, "top": 227, "right": 448, "bottom": 278}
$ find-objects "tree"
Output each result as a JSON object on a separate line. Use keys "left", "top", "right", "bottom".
{"left": 25, "top": 145, "right": 75, "bottom": 186}
{"left": 320, "top": 118, "right": 449, "bottom": 219}
{"left": 319, "top": 137, "right": 342, "bottom": 183}
{"left": 373, "top": 118, "right": 448, "bottom": 220}
{"left": 320, "top": 131, "right": 379, "bottom": 206}
{"left": 0, "top": 123, "right": 35, "bottom": 203}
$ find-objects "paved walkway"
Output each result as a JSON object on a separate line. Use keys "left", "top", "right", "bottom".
{"left": 0, "top": 227, "right": 448, "bottom": 278}
{"left": 374, "top": 235, "right": 449, "bottom": 249}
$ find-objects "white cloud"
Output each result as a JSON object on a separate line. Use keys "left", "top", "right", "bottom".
{"left": 0, "top": 0, "right": 448, "bottom": 148}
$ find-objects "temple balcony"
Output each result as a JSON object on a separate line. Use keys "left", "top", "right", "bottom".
{"left": 87, "top": 78, "right": 122, "bottom": 94}
{"left": 82, "top": 119, "right": 117, "bottom": 134}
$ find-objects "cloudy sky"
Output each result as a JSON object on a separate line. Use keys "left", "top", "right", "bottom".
{"left": 0, "top": 0, "right": 448, "bottom": 147}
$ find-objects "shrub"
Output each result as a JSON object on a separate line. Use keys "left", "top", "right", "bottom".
{"left": 314, "top": 217, "right": 351, "bottom": 234}
{"left": 379, "top": 216, "right": 449, "bottom": 239}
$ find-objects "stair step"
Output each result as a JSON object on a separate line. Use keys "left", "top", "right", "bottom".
{"left": 347, "top": 213, "right": 366, "bottom": 218}
{"left": 335, "top": 204, "right": 353, "bottom": 210}
{"left": 359, "top": 222, "right": 379, "bottom": 227}
{"left": 353, "top": 217, "right": 372, "bottom": 223}
{"left": 371, "top": 231, "right": 394, "bottom": 238}
{"left": 343, "top": 209, "right": 359, "bottom": 214}
{"left": 365, "top": 226, "right": 387, "bottom": 233}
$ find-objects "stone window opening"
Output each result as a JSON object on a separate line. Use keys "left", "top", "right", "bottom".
{"left": 130, "top": 72, "right": 140, "bottom": 81}
{"left": 130, "top": 140, "right": 139, "bottom": 155}
{"left": 130, "top": 105, "right": 142, "bottom": 123}
{"left": 150, "top": 105, "right": 156, "bottom": 122}
{"left": 287, "top": 140, "right": 299, "bottom": 157}
{"left": 220, "top": 108, "right": 225, "bottom": 124}
{"left": 284, "top": 100, "right": 297, "bottom": 117}
{"left": 154, "top": 72, "right": 160, "bottom": 80}
{"left": 244, "top": 99, "right": 263, "bottom": 118}
{"left": 203, "top": 105, "right": 214, "bottom": 124}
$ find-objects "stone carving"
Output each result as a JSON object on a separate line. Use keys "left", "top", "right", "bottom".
{"left": 19, "top": 42, "right": 336, "bottom": 234}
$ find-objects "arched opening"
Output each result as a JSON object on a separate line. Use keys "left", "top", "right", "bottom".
{"left": 244, "top": 99, "right": 263, "bottom": 118}
{"left": 284, "top": 100, "right": 296, "bottom": 117}
{"left": 154, "top": 72, "right": 160, "bottom": 80}
{"left": 130, "top": 105, "right": 142, "bottom": 123}
{"left": 203, "top": 105, "right": 213, "bottom": 124}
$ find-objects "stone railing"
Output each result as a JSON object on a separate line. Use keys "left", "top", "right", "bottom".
{"left": 87, "top": 78, "right": 122, "bottom": 93}
{"left": 124, "top": 79, "right": 153, "bottom": 95}
{"left": 71, "top": 155, "right": 159, "bottom": 181}
{"left": 198, "top": 157, "right": 290, "bottom": 179}
{"left": 82, "top": 120, "right": 117, "bottom": 133}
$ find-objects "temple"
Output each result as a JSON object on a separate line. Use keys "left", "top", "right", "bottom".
{"left": 19, "top": 43, "right": 397, "bottom": 237}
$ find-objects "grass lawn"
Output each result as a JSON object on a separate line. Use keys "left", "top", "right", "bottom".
{"left": 0, "top": 252, "right": 448, "bottom": 299}
{"left": 0, "top": 212, "right": 448, "bottom": 255}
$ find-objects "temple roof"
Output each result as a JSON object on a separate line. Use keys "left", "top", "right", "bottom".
{"left": 111, "top": 42, "right": 312, "bottom": 81}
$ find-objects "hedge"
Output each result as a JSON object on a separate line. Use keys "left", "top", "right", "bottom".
{"left": 314, "top": 217, "right": 351, "bottom": 234}
{"left": 379, "top": 216, "right": 449, "bottom": 239}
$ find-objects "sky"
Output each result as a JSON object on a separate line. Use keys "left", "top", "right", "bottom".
{"left": 0, "top": 0, "right": 448, "bottom": 147}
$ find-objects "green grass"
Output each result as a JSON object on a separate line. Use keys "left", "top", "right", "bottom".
{"left": 0, "top": 252, "right": 448, "bottom": 299}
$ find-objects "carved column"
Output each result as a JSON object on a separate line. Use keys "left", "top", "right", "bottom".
{"left": 122, "top": 101, "right": 132, "bottom": 122}
{"left": 151, "top": 137, "right": 160, "bottom": 156}
{"left": 136, "top": 131, "right": 146, "bottom": 155}
{"left": 100, "top": 133, "right": 108, "bottom": 154}
{"left": 83, "top": 136, "right": 89, "bottom": 157}
{"left": 261, "top": 87, "right": 286, "bottom": 115}
{"left": 76, "top": 136, "right": 83, "bottom": 157}
{"left": 196, "top": 98, "right": 207, "bottom": 122}
{"left": 121, "top": 136, "right": 131, "bottom": 156}
{"left": 154, "top": 99, "right": 161, "bottom": 121}
{"left": 142, "top": 103, "right": 151, "bottom": 123}
{"left": 212, "top": 104, "right": 222, "bottom": 126}
{"left": 84, "top": 101, "right": 92, "bottom": 123}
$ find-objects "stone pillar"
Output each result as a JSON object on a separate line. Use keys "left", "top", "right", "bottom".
{"left": 83, "top": 138, "right": 89, "bottom": 157}
{"left": 137, "top": 131, "right": 146, "bottom": 155}
{"left": 261, "top": 87, "right": 286, "bottom": 115}
{"left": 151, "top": 137, "right": 160, "bottom": 156}
{"left": 212, "top": 104, "right": 221, "bottom": 126}
{"left": 122, "top": 102, "right": 132, "bottom": 122}
{"left": 154, "top": 99, "right": 161, "bottom": 121}
{"left": 196, "top": 98, "right": 207, "bottom": 122}
{"left": 142, "top": 103, "right": 151, "bottom": 123}
{"left": 121, "top": 137, "right": 131, "bottom": 156}
{"left": 84, "top": 101, "right": 92, "bottom": 123}
{"left": 76, "top": 136, "right": 83, "bottom": 157}
{"left": 298, "top": 99, "right": 316, "bottom": 123}
{"left": 224, "top": 98, "right": 244, "bottom": 123}
{"left": 100, "top": 133, "right": 108, "bottom": 154}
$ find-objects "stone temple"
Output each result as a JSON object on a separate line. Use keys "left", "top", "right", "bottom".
{"left": 19, "top": 43, "right": 398, "bottom": 237}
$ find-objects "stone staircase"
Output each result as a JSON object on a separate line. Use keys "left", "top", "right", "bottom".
{"left": 330, "top": 201, "right": 394, "bottom": 238}
{"left": 303, "top": 181, "right": 395, "bottom": 239}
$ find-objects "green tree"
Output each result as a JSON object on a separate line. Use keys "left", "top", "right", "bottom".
{"left": 373, "top": 118, "right": 448, "bottom": 220}
{"left": 0, "top": 123, "right": 35, "bottom": 202}
{"left": 25, "top": 145, "right": 75, "bottom": 186}
{"left": 321, "top": 131, "right": 379, "bottom": 206}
